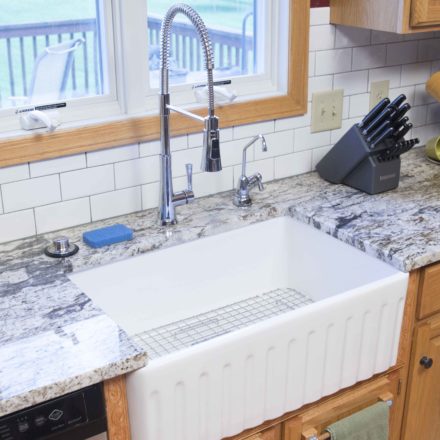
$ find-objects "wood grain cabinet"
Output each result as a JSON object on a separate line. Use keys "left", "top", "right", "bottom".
{"left": 402, "top": 264, "right": 440, "bottom": 440}
{"left": 330, "top": 0, "right": 440, "bottom": 33}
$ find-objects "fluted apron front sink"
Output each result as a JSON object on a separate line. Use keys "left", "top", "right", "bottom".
{"left": 69, "top": 216, "right": 408, "bottom": 440}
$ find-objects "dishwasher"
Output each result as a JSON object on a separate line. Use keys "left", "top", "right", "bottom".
{"left": 0, "top": 383, "right": 107, "bottom": 439}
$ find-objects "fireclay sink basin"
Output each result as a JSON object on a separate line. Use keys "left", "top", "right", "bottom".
{"left": 69, "top": 216, "right": 408, "bottom": 440}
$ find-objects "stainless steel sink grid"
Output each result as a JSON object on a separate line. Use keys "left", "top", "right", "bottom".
{"left": 132, "top": 287, "right": 314, "bottom": 359}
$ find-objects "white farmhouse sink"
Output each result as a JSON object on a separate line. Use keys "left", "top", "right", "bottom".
{"left": 69, "top": 217, "right": 408, "bottom": 440}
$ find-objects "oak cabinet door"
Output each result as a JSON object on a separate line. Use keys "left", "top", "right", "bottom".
{"left": 403, "top": 315, "right": 440, "bottom": 440}
{"left": 411, "top": 0, "right": 440, "bottom": 26}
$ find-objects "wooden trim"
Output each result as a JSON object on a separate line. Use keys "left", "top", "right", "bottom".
{"left": 103, "top": 376, "right": 131, "bottom": 440}
{"left": 390, "top": 270, "right": 421, "bottom": 440}
{"left": 0, "top": 0, "right": 309, "bottom": 168}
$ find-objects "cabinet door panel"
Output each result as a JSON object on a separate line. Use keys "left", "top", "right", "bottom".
{"left": 411, "top": 0, "right": 440, "bottom": 26}
{"left": 403, "top": 318, "right": 440, "bottom": 440}
{"left": 418, "top": 264, "right": 440, "bottom": 319}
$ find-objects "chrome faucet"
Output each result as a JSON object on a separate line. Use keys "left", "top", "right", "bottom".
{"left": 233, "top": 135, "right": 268, "bottom": 207}
{"left": 159, "top": 4, "right": 222, "bottom": 225}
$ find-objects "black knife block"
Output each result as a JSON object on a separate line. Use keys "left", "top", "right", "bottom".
{"left": 316, "top": 124, "right": 400, "bottom": 195}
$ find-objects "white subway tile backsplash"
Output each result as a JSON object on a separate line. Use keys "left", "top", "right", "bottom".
{"left": 87, "top": 144, "right": 139, "bottom": 167}
{"left": 427, "top": 103, "right": 440, "bottom": 124}
{"left": 0, "top": 164, "right": 29, "bottom": 184}
{"left": 139, "top": 140, "right": 161, "bottom": 157}
{"left": 308, "top": 75, "right": 334, "bottom": 101}
{"left": 386, "top": 41, "right": 418, "bottom": 66}
{"left": 35, "top": 198, "right": 91, "bottom": 234}
{"left": 349, "top": 93, "right": 370, "bottom": 118}
{"left": 295, "top": 127, "right": 330, "bottom": 152}
{"left": 174, "top": 167, "right": 234, "bottom": 198}
{"left": 274, "top": 150, "right": 312, "bottom": 179}
{"left": 414, "top": 83, "right": 437, "bottom": 106}
{"left": 115, "top": 156, "right": 160, "bottom": 189}
{"left": 312, "top": 145, "right": 333, "bottom": 169}
{"left": 0, "top": 210, "right": 35, "bottom": 243}
{"left": 91, "top": 187, "right": 142, "bottom": 221}
{"left": 309, "top": 25, "right": 335, "bottom": 51}
{"left": 2, "top": 12, "right": 440, "bottom": 243}
{"left": 371, "top": 31, "right": 403, "bottom": 45}
{"left": 369, "top": 66, "right": 401, "bottom": 89}
{"left": 418, "top": 39, "right": 440, "bottom": 62}
{"left": 30, "top": 154, "right": 86, "bottom": 177}
{"left": 61, "top": 165, "right": 114, "bottom": 200}
{"left": 233, "top": 120, "right": 274, "bottom": 140}
{"left": 141, "top": 182, "right": 159, "bottom": 210}
{"left": 335, "top": 26, "right": 371, "bottom": 48}
{"left": 171, "top": 147, "right": 203, "bottom": 177}
{"left": 257, "top": 130, "right": 294, "bottom": 159}
{"left": 401, "top": 62, "right": 432, "bottom": 86}
{"left": 2, "top": 175, "right": 61, "bottom": 212}
{"left": 352, "top": 45, "right": 386, "bottom": 70}
{"left": 170, "top": 135, "right": 188, "bottom": 151}
{"left": 310, "top": 7, "right": 330, "bottom": 26}
{"left": 334, "top": 70, "right": 369, "bottom": 96}
{"left": 315, "top": 48, "right": 352, "bottom": 75}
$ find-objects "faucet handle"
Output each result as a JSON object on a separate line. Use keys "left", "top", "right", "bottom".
{"left": 256, "top": 173, "right": 264, "bottom": 191}
{"left": 185, "top": 163, "right": 193, "bottom": 191}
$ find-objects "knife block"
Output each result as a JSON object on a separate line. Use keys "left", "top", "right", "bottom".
{"left": 316, "top": 124, "right": 401, "bottom": 195}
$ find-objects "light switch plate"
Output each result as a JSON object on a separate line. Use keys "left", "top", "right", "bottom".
{"left": 370, "top": 80, "right": 390, "bottom": 110}
{"left": 311, "top": 89, "right": 344, "bottom": 133}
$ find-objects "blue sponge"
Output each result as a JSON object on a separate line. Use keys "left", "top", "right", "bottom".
{"left": 83, "top": 224, "right": 133, "bottom": 248}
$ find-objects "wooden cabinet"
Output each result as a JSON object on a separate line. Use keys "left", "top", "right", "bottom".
{"left": 330, "top": 0, "right": 440, "bottom": 33}
{"left": 411, "top": 0, "right": 440, "bottom": 27}
{"left": 402, "top": 263, "right": 440, "bottom": 440}
{"left": 403, "top": 315, "right": 440, "bottom": 440}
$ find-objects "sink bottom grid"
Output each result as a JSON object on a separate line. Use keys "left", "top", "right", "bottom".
{"left": 132, "top": 287, "right": 313, "bottom": 360}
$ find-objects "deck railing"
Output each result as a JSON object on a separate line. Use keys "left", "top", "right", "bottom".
{"left": 0, "top": 16, "right": 253, "bottom": 107}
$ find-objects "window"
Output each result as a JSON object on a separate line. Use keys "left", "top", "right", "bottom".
{"left": 144, "top": 0, "right": 289, "bottom": 111}
{"left": 0, "top": 0, "right": 309, "bottom": 168}
{"left": 0, "top": 0, "right": 119, "bottom": 131}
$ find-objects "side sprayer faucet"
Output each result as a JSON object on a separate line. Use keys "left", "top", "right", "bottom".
{"left": 233, "top": 135, "right": 268, "bottom": 207}
{"left": 159, "top": 4, "right": 222, "bottom": 225}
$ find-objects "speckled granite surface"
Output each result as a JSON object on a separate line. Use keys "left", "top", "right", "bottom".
{"left": 1, "top": 146, "right": 439, "bottom": 417}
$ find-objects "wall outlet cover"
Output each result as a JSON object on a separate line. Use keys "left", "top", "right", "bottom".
{"left": 311, "top": 89, "right": 344, "bottom": 133}
{"left": 370, "top": 80, "right": 390, "bottom": 110}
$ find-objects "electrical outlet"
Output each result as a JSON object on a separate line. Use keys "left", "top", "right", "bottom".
{"left": 370, "top": 80, "right": 390, "bottom": 110}
{"left": 311, "top": 89, "right": 343, "bottom": 133}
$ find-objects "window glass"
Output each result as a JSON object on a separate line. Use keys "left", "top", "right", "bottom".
{"left": 0, "top": 0, "right": 107, "bottom": 109}
{"left": 147, "top": 0, "right": 258, "bottom": 88}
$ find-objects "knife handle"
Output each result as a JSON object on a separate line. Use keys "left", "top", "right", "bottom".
{"left": 371, "top": 127, "right": 395, "bottom": 149}
{"left": 393, "top": 116, "right": 409, "bottom": 131}
{"left": 395, "top": 122, "right": 413, "bottom": 141}
{"left": 358, "top": 97, "right": 390, "bottom": 129}
{"left": 389, "top": 94, "right": 406, "bottom": 110}
{"left": 392, "top": 103, "right": 411, "bottom": 122}
{"left": 362, "top": 107, "right": 393, "bottom": 136}
{"left": 366, "top": 120, "right": 391, "bottom": 144}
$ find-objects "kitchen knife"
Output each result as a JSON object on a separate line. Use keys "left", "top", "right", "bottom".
{"left": 395, "top": 122, "right": 413, "bottom": 141}
{"left": 366, "top": 120, "right": 391, "bottom": 145}
{"left": 362, "top": 107, "right": 394, "bottom": 136}
{"left": 388, "top": 94, "right": 406, "bottom": 110}
{"left": 391, "top": 103, "right": 411, "bottom": 122}
{"left": 358, "top": 97, "right": 390, "bottom": 129}
{"left": 392, "top": 116, "right": 409, "bottom": 131}
{"left": 370, "top": 127, "right": 395, "bottom": 149}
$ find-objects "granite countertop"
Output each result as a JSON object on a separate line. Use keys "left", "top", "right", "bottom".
{"left": 1, "top": 146, "right": 440, "bottom": 417}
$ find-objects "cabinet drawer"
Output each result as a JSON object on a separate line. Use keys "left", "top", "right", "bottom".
{"left": 411, "top": 0, "right": 440, "bottom": 27}
{"left": 418, "top": 264, "right": 440, "bottom": 319}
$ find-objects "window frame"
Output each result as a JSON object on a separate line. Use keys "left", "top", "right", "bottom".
{"left": 0, "top": 0, "right": 309, "bottom": 168}
{"left": 0, "top": 0, "right": 123, "bottom": 132}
